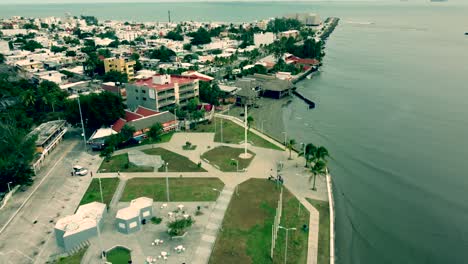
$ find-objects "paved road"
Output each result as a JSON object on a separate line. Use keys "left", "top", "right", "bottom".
{"left": 0, "top": 134, "right": 102, "bottom": 264}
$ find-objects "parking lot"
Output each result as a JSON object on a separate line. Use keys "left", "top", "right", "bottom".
{"left": 0, "top": 136, "right": 102, "bottom": 264}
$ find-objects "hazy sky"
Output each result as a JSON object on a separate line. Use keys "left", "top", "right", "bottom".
{"left": 3, "top": 0, "right": 392, "bottom": 4}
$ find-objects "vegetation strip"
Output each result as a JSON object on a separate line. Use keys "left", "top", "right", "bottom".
{"left": 210, "top": 179, "right": 309, "bottom": 264}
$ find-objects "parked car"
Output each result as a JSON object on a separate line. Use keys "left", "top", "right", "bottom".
{"left": 73, "top": 165, "right": 88, "bottom": 176}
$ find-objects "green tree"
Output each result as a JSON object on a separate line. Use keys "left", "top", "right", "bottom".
{"left": 120, "top": 124, "right": 136, "bottom": 141}
{"left": 97, "top": 48, "right": 112, "bottom": 58}
{"left": 309, "top": 160, "right": 327, "bottom": 191}
{"left": 267, "top": 18, "right": 302, "bottom": 33}
{"left": 199, "top": 82, "right": 221, "bottom": 106}
{"left": 65, "top": 50, "right": 76, "bottom": 57}
{"left": 247, "top": 116, "right": 254, "bottom": 131}
{"left": 0, "top": 123, "right": 37, "bottom": 191}
{"left": 183, "top": 43, "right": 192, "bottom": 51}
{"left": 287, "top": 138, "right": 296, "bottom": 160}
{"left": 64, "top": 92, "right": 125, "bottom": 131}
{"left": 148, "top": 46, "right": 176, "bottom": 62}
{"left": 190, "top": 27, "right": 211, "bottom": 45}
{"left": 22, "top": 40, "right": 43, "bottom": 51}
{"left": 165, "top": 30, "right": 183, "bottom": 41}
{"left": 0, "top": 53, "right": 5, "bottom": 64}
{"left": 50, "top": 45, "right": 67, "bottom": 53}
{"left": 103, "top": 71, "right": 128, "bottom": 83}
{"left": 147, "top": 123, "right": 164, "bottom": 144}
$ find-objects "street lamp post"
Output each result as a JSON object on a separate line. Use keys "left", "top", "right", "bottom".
{"left": 278, "top": 226, "right": 296, "bottom": 264}
{"left": 220, "top": 118, "right": 223, "bottom": 143}
{"left": 7, "top": 182, "right": 12, "bottom": 193}
{"left": 282, "top": 131, "right": 287, "bottom": 146}
{"left": 165, "top": 163, "right": 170, "bottom": 202}
{"left": 231, "top": 159, "right": 239, "bottom": 196}
{"left": 95, "top": 215, "right": 105, "bottom": 260}
{"left": 98, "top": 177, "right": 104, "bottom": 204}
{"left": 244, "top": 103, "right": 248, "bottom": 157}
{"left": 77, "top": 96, "right": 87, "bottom": 151}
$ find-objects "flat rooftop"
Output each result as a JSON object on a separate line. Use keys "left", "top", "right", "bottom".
{"left": 55, "top": 202, "right": 106, "bottom": 237}
{"left": 29, "top": 120, "right": 66, "bottom": 146}
{"left": 133, "top": 75, "right": 197, "bottom": 91}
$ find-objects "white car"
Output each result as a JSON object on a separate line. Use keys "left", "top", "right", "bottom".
{"left": 73, "top": 165, "right": 88, "bottom": 176}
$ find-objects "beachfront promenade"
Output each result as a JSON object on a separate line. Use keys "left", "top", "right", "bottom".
{"left": 85, "top": 124, "right": 330, "bottom": 264}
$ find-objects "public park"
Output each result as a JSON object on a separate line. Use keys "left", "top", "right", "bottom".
{"left": 33, "top": 115, "right": 331, "bottom": 264}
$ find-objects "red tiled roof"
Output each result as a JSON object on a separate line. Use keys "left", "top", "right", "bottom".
{"left": 111, "top": 118, "right": 127, "bottom": 133}
{"left": 197, "top": 104, "right": 213, "bottom": 112}
{"left": 286, "top": 55, "right": 320, "bottom": 66}
{"left": 133, "top": 74, "right": 198, "bottom": 91}
{"left": 135, "top": 106, "right": 159, "bottom": 117}
{"left": 125, "top": 110, "right": 143, "bottom": 122}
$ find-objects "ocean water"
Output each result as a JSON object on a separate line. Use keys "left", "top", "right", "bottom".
{"left": 3, "top": 1, "right": 468, "bottom": 263}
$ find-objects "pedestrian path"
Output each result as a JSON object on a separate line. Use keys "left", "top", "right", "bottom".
{"left": 192, "top": 187, "right": 234, "bottom": 264}
{"left": 109, "top": 177, "right": 127, "bottom": 209}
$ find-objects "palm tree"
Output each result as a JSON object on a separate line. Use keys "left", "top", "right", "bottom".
{"left": 287, "top": 138, "right": 296, "bottom": 160}
{"left": 299, "top": 143, "right": 317, "bottom": 167}
{"left": 314, "top": 146, "right": 330, "bottom": 163}
{"left": 21, "top": 90, "right": 36, "bottom": 108}
{"left": 309, "top": 160, "right": 327, "bottom": 191}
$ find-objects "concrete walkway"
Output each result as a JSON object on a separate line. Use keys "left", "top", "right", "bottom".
{"left": 192, "top": 187, "right": 234, "bottom": 264}
{"left": 91, "top": 126, "right": 328, "bottom": 263}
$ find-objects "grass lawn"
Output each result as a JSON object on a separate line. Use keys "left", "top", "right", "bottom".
{"left": 201, "top": 146, "right": 255, "bottom": 172}
{"left": 106, "top": 247, "right": 132, "bottom": 264}
{"left": 191, "top": 118, "right": 284, "bottom": 151}
{"left": 54, "top": 246, "right": 88, "bottom": 264}
{"left": 79, "top": 178, "right": 120, "bottom": 207}
{"left": 210, "top": 179, "right": 309, "bottom": 264}
{"left": 120, "top": 177, "right": 224, "bottom": 202}
{"left": 306, "top": 198, "right": 330, "bottom": 264}
{"left": 98, "top": 153, "right": 154, "bottom": 173}
{"left": 142, "top": 147, "right": 206, "bottom": 172}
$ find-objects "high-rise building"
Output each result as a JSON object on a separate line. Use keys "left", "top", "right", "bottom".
{"left": 104, "top": 57, "right": 136, "bottom": 81}
{"left": 126, "top": 74, "right": 199, "bottom": 111}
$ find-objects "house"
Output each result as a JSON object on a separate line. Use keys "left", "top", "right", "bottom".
{"left": 116, "top": 197, "right": 153, "bottom": 234}
{"left": 87, "top": 128, "right": 118, "bottom": 150}
{"left": 104, "top": 57, "right": 136, "bottom": 81}
{"left": 285, "top": 55, "right": 320, "bottom": 71}
{"left": 29, "top": 120, "right": 67, "bottom": 172}
{"left": 111, "top": 106, "right": 178, "bottom": 136}
{"left": 54, "top": 202, "right": 106, "bottom": 251}
{"left": 278, "top": 30, "right": 300, "bottom": 39}
{"left": 102, "top": 82, "right": 126, "bottom": 99}
{"left": 254, "top": 32, "right": 275, "bottom": 47}
{"left": 125, "top": 74, "right": 199, "bottom": 112}
{"left": 181, "top": 70, "right": 214, "bottom": 82}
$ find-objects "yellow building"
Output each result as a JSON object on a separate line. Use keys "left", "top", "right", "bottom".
{"left": 103, "top": 57, "right": 136, "bottom": 81}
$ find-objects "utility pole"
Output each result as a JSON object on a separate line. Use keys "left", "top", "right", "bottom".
{"left": 168, "top": 11, "right": 171, "bottom": 23}
{"left": 244, "top": 103, "right": 248, "bottom": 157}
{"left": 220, "top": 118, "right": 223, "bottom": 143}
{"left": 278, "top": 226, "right": 296, "bottom": 264}
{"left": 96, "top": 215, "right": 105, "bottom": 260}
{"left": 98, "top": 177, "right": 104, "bottom": 204}
{"left": 77, "top": 96, "right": 87, "bottom": 150}
{"left": 165, "top": 163, "right": 170, "bottom": 202}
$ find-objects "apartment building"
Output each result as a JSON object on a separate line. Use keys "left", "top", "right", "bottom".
{"left": 126, "top": 74, "right": 199, "bottom": 112}
{"left": 103, "top": 57, "right": 136, "bottom": 81}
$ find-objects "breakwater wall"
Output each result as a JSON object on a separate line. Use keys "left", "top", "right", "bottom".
{"left": 293, "top": 90, "right": 316, "bottom": 109}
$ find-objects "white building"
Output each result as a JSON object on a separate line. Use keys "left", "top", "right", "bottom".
{"left": 55, "top": 202, "right": 106, "bottom": 251}
{"left": 254, "top": 32, "right": 275, "bottom": 47}
{"left": 287, "top": 13, "right": 322, "bottom": 26}
{"left": 0, "top": 40, "right": 10, "bottom": 54}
